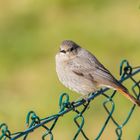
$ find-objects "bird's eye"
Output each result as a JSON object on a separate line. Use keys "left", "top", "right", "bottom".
{"left": 70, "top": 47, "right": 74, "bottom": 52}
{"left": 60, "top": 50, "right": 66, "bottom": 53}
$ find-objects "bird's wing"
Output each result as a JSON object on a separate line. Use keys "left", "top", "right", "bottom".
{"left": 68, "top": 56, "right": 97, "bottom": 82}
{"left": 68, "top": 51, "right": 118, "bottom": 87}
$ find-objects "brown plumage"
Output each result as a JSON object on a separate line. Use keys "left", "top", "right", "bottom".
{"left": 55, "top": 40, "right": 140, "bottom": 106}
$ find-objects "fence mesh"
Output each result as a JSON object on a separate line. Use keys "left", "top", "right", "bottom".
{"left": 0, "top": 59, "right": 140, "bottom": 140}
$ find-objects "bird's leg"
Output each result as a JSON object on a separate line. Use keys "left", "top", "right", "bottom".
{"left": 74, "top": 94, "right": 89, "bottom": 102}
{"left": 70, "top": 95, "right": 88, "bottom": 112}
{"left": 72, "top": 94, "right": 91, "bottom": 109}
{"left": 80, "top": 94, "right": 91, "bottom": 109}
{"left": 70, "top": 94, "right": 91, "bottom": 112}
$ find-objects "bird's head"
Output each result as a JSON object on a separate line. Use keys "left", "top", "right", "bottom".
{"left": 58, "top": 40, "right": 80, "bottom": 59}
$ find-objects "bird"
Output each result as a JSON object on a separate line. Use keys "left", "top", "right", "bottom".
{"left": 55, "top": 40, "right": 140, "bottom": 106}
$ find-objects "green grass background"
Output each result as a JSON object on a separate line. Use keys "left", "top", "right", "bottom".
{"left": 0, "top": 0, "right": 140, "bottom": 139}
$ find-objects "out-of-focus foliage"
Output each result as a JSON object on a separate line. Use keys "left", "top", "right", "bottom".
{"left": 0, "top": 0, "right": 140, "bottom": 139}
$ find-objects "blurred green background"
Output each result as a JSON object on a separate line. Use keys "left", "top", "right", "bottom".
{"left": 0, "top": 0, "right": 140, "bottom": 139}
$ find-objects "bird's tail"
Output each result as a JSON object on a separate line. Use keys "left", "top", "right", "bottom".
{"left": 116, "top": 84, "right": 140, "bottom": 107}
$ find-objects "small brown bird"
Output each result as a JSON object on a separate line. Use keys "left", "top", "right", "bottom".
{"left": 55, "top": 40, "right": 140, "bottom": 106}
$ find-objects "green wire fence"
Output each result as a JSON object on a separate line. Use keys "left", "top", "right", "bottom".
{"left": 0, "top": 59, "right": 140, "bottom": 140}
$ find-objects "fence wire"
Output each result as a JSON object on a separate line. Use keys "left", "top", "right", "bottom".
{"left": 0, "top": 60, "right": 140, "bottom": 140}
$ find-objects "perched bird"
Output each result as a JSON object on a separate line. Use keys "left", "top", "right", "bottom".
{"left": 55, "top": 40, "right": 140, "bottom": 106}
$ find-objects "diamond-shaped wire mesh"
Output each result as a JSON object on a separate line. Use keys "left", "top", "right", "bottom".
{"left": 0, "top": 60, "right": 140, "bottom": 140}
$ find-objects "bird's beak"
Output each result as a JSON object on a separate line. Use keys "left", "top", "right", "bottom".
{"left": 60, "top": 50, "right": 66, "bottom": 53}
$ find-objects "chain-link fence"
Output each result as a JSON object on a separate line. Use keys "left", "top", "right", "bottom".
{"left": 0, "top": 60, "right": 140, "bottom": 140}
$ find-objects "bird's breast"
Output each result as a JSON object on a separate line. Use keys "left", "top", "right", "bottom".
{"left": 56, "top": 57, "right": 97, "bottom": 95}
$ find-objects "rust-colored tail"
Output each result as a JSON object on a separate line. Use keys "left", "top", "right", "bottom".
{"left": 116, "top": 86, "right": 140, "bottom": 107}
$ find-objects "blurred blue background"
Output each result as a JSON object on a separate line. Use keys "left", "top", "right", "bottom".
{"left": 0, "top": 0, "right": 140, "bottom": 139}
